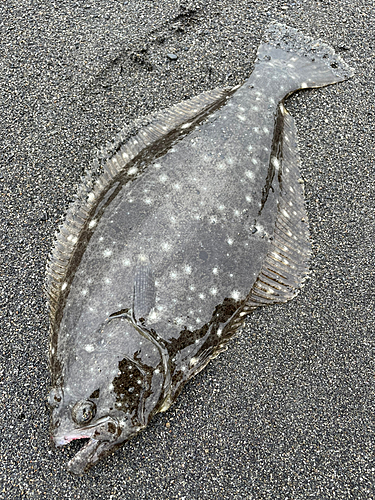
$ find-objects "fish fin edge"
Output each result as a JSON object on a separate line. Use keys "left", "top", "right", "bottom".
{"left": 260, "top": 22, "right": 354, "bottom": 83}
{"left": 245, "top": 106, "right": 312, "bottom": 311}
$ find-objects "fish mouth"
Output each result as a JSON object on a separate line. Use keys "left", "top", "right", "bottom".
{"left": 53, "top": 416, "right": 113, "bottom": 446}
{"left": 53, "top": 416, "right": 124, "bottom": 475}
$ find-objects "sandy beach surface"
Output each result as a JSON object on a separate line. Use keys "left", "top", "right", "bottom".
{"left": 1, "top": 0, "right": 374, "bottom": 498}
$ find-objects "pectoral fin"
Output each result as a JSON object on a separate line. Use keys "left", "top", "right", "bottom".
{"left": 133, "top": 260, "right": 156, "bottom": 321}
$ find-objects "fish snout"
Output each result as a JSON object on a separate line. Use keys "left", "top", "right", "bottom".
{"left": 66, "top": 417, "right": 133, "bottom": 475}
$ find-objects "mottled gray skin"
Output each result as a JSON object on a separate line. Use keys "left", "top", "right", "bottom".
{"left": 47, "top": 24, "right": 353, "bottom": 474}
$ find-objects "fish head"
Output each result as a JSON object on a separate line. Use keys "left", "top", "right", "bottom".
{"left": 48, "top": 316, "right": 167, "bottom": 474}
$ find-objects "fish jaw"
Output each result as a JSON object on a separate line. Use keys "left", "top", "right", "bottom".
{"left": 52, "top": 416, "right": 114, "bottom": 447}
{"left": 67, "top": 420, "right": 142, "bottom": 475}
{"left": 53, "top": 416, "right": 141, "bottom": 475}
{"left": 67, "top": 435, "right": 121, "bottom": 475}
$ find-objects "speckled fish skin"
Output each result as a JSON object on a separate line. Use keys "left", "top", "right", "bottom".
{"left": 46, "top": 23, "right": 353, "bottom": 474}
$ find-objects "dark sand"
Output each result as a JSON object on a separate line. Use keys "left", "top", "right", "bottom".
{"left": 1, "top": 1, "right": 374, "bottom": 498}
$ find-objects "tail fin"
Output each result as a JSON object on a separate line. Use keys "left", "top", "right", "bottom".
{"left": 256, "top": 23, "right": 354, "bottom": 90}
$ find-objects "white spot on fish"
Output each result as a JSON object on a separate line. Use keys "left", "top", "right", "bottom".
{"left": 67, "top": 234, "right": 78, "bottom": 244}
{"left": 231, "top": 290, "right": 241, "bottom": 300}
{"left": 245, "top": 170, "right": 255, "bottom": 180}
{"left": 281, "top": 209, "right": 290, "bottom": 218}
{"left": 61, "top": 282, "right": 67, "bottom": 291}
{"left": 127, "top": 166, "right": 138, "bottom": 176}
{"left": 189, "top": 285, "right": 196, "bottom": 291}
{"left": 237, "top": 115, "right": 246, "bottom": 122}
{"left": 123, "top": 258, "right": 131, "bottom": 267}
{"left": 271, "top": 156, "right": 280, "bottom": 170}
{"left": 162, "top": 242, "right": 171, "bottom": 251}
{"left": 154, "top": 163, "right": 162, "bottom": 169}
{"left": 89, "top": 219, "right": 97, "bottom": 229}
{"left": 144, "top": 198, "right": 152, "bottom": 205}
{"left": 301, "top": 82, "right": 308, "bottom": 88}
{"left": 84, "top": 344, "right": 95, "bottom": 353}
{"left": 181, "top": 122, "right": 192, "bottom": 129}
{"left": 227, "top": 238, "right": 233, "bottom": 245}
{"left": 81, "top": 289, "right": 88, "bottom": 296}
{"left": 184, "top": 265, "right": 192, "bottom": 275}
{"left": 212, "top": 267, "right": 218, "bottom": 275}
{"left": 210, "top": 288, "right": 218, "bottom": 296}
{"left": 217, "top": 327, "right": 223, "bottom": 337}
{"left": 103, "top": 249, "right": 112, "bottom": 258}
{"left": 246, "top": 195, "right": 252, "bottom": 203}
{"left": 170, "top": 271, "right": 178, "bottom": 280}
{"left": 105, "top": 278, "right": 111, "bottom": 284}
{"left": 159, "top": 174, "right": 168, "bottom": 183}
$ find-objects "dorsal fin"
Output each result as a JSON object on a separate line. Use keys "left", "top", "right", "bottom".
{"left": 46, "top": 86, "right": 234, "bottom": 343}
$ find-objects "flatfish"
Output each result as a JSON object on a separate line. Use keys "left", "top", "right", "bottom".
{"left": 46, "top": 23, "right": 353, "bottom": 474}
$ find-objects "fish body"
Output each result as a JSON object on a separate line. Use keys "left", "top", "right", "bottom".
{"left": 46, "top": 23, "right": 353, "bottom": 474}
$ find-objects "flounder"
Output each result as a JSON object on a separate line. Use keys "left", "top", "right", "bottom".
{"left": 46, "top": 23, "right": 353, "bottom": 474}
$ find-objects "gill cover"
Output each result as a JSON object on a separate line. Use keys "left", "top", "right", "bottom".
{"left": 50, "top": 315, "right": 169, "bottom": 474}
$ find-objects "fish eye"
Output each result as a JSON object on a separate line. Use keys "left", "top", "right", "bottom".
{"left": 71, "top": 400, "right": 96, "bottom": 425}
